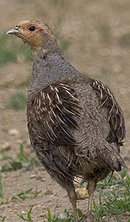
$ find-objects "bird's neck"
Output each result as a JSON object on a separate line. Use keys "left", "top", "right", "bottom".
{"left": 28, "top": 46, "right": 80, "bottom": 100}
{"left": 31, "top": 38, "right": 61, "bottom": 57}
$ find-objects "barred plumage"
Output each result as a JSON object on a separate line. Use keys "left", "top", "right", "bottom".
{"left": 27, "top": 82, "right": 81, "bottom": 145}
{"left": 7, "top": 20, "right": 126, "bottom": 222}
{"left": 91, "top": 80, "right": 126, "bottom": 145}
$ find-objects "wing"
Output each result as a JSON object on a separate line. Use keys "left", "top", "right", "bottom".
{"left": 27, "top": 82, "right": 81, "bottom": 146}
{"left": 91, "top": 80, "right": 126, "bottom": 145}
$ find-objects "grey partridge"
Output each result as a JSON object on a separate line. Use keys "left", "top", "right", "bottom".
{"left": 6, "top": 20, "right": 126, "bottom": 222}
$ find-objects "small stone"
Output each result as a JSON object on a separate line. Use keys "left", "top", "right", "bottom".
{"left": 36, "top": 175, "right": 42, "bottom": 180}
{"left": 16, "top": 139, "right": 23, "bottom": 144}
{"left": 30, "top": 174, "right": 36, "bottom": 179}
{"left": 8, "top": 128, "right": 19, "bottom": 136}
{"left": 75, "top": 188, "right": 89, "bottom": 199}
{"left": 0, "top": 103, "right": 6, "bottom": 110}
{"left": 123, "top": 176, "right": 127, "bottom": 181}
{"left": 2, "top": 173, "right": 7, "bottom": 178}
{"left": 40, "top": 213, "right": 45, "bottom": 217}
{"left": 59, "top": 213, "right": 66, "bottom": 219}
{"left": 41, "top": 177, "right": 46, "bottom": 182}
{"left": 1, "top": 142, "right": 11, "bottom": 151}
{"left": 33, "top": 204, "right": 42, "bottom": 209}
{"left": 110, "top": 185, "right": 116, "bottom": 189}
{"left": 44, "top": 190, "right": 53, "bottom": 195}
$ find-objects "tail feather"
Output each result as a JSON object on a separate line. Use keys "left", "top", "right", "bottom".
{"left": 97, "top": 143, "right": 126, "bottom": 172}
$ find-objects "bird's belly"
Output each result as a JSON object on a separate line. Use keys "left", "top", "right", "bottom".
{"left": 77, "top": 156, "right": 110, "bottom": 182}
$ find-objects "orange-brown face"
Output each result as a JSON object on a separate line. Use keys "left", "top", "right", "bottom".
{"left": 6, "top": 20, "right": 54, "bottom": 55}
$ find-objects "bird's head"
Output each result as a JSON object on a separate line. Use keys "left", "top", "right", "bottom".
{"left": 6, "top": 20, "right": 57, "bottom": 56}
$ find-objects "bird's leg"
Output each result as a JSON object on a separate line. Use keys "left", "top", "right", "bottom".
{"left": 84, "top": 178, "right": 96, "bottom": 222}
{"left": 66, "top": 184, "right": 78, "bottom": 222}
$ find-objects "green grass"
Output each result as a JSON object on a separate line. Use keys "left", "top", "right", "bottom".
{"left": 0, "top": 150, "right": 12, "bottom": 161}
{"left": 0, "top": 149, "right": 129, "bottom": 222}
{"left": 1, "top": 217, "right": 6, "bottom": 222}
{"left": 0, "top": 173, "right": 41, "bottom": 203}
{"left": 17, "top": 169, "right": 130, "bottom": 222}
{"left": 0, "top": 33, "right": 33, "bottom": 66}
{"left": 18, "top": 208, "right": 33, "bottom": 222}
{"left": 101, "top": 67, "right": 110, "bottom": 76}
{"left": 16, "top": 76, "right": 30, "bottom": 88}
{"left": 0, "top": 166, "right": 129, "bottom": 221}
{"left": 0, "top": 175, "right": 3, "bottom": 198}
{"left": 59, "top": 39, "right": 70, "bottom": 54}
{"left": 6, "top": 91, "right": 26, "bottom": 110}
{"left": 11, "top": 188, "right": 33, "bottom": 201}
{"left": 119, "top": 32, "right": 130, "bottom": 47}
{"left": 0, "top": 76, "right": 30, "bottom": 90}
{"left": 0, "top": 81, "right": 14, "bottom": 90}
{"left": 47, "top": 208, "right": 84, "bottom": 222}
{"left": 93, "top": 168, "right": 130, "bottom": 221}
{"left": 18, "top": 208, "right": 83, "bottom": 222}
{"left": 11, "top": 187, "right": 42, "bottom": 201}
{"left": 99, "top": 23, "right": 111, "bottom": 41}
{"left": 0, "top": 147, "right": 129, "bottom": 222}
{"left": 52, "top": 0, "right": 65, "bottom": 5}
{"left": 1, "top": 144, "right": 37, "bottom": 172}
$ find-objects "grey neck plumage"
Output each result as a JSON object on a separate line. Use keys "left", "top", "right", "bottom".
{"left": 28, "top": 45, "right": 79, "bottom": 100}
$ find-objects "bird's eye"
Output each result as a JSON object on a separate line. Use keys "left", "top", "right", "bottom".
{"left": 29, "top": 26, "right": 35, "bottom": 31}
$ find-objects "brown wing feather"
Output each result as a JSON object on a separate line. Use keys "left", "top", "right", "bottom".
{"left": 91, "top": 80, "right": 126, "bottom": 145}
{"left": 27, "top": 82, "right": 81, "bottom": 146}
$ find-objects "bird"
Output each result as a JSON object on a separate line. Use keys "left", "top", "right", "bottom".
{"left": 6, "top": 20, "right": 126, "bottom": 222}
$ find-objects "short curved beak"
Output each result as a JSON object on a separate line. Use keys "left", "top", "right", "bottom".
{"left": 6, "top": 26, "right": 19, "bottom": 35}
